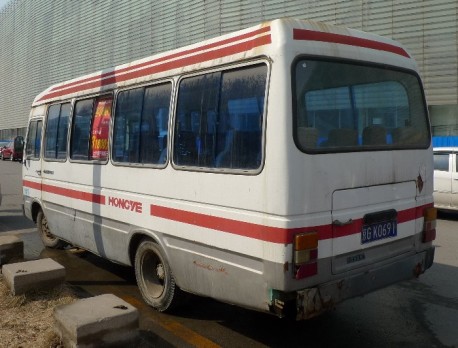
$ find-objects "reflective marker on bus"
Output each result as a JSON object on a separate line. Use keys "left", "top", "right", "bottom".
{"left": 22, "top": 18, "right": 435, "bottom": 320}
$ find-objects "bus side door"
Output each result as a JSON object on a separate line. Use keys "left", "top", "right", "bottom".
{"left": 23, "top": 118, "right": 43, "bottom": 212}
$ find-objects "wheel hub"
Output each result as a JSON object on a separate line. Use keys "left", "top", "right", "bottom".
{"left": 156, "top": 263, "right": 165, "bottom": 280}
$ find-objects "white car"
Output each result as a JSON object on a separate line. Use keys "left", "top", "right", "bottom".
{"left": 433, "top": 147, "right": 458, "bottom": 211}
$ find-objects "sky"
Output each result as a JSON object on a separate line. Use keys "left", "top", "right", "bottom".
{"left": 0, "top": 0, "right": 11, "bottom": 11}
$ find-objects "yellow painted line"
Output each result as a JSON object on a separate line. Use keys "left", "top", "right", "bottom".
{"left": 122, "top": 295, "right": 221, "bottom": 348}
{"left": 122, "top": 295, "right": 145, "bottom": 308}
{"left": 159, "top": 317, "right": 221, "bottom": 348}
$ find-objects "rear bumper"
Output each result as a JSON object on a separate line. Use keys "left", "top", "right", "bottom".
{"left": 291, "top": 247, "right": 435, "bottom": 320}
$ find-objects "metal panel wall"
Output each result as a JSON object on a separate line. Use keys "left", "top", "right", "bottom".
{"left": 0, "top": 0, "right": 457, "bottom": 135}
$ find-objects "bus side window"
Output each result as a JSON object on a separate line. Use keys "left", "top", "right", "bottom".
{"left": 216, "top": 66, "right": 266, "bottom": 170}
{"left": 113, "top": 83, "right": 171, "bottom": 165}
{"left": 174, "top": 73, "right": 219, "bottom": 167}
{"left": 26, "top": 120, "right": 42, "bottom": 159}
{"left": 90, "top": 98, "right": 112, "bottom": 161}
{"left": 70, "top": 96, "right": 112, "bottom": 161}
{"left": 173, "top": 63, "right": 267, "bottom": 170}
{"left": 71, "top": 98, "right": 94, "bottom": 160}
{"left": 44, "top": 103, "right": 71, "bottom": 160}
{"left": 142, "top": 84, "right": 172, "bottom": 164}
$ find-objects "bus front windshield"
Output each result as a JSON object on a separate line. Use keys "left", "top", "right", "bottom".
{"left": 293, "top": 59, "right": 430, "bottom": 152}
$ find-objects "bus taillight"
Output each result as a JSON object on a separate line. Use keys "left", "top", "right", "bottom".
{"left": 422, "top": 207, "right": 437, "bottom": 243}
{"left": 294, "top": 232, "right": 318, "bottom": 279}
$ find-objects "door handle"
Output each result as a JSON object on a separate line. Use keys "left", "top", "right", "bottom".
{"left": 36, "top": 170, "right": 41, "bottom": 176}
{"left": 333, "top": 219, "right": 353, "bottom": 226}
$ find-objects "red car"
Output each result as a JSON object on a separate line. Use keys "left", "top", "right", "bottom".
{"left": 1, "top": 137, "right": 24, "bottom": 161}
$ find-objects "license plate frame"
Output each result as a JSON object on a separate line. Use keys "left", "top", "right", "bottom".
{"left": 361, "top": 220, "right": 397, "bottom": 244}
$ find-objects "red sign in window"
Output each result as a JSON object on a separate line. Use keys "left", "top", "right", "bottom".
{"left": 91, "top": 98, "right": 112, "bottom": 160}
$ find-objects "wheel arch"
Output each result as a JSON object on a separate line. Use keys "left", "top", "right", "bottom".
{"left": 128, "top": 230, "right": 163, "bottom": 266}
{"left": 30, "top": 200, "right": 43, "bottom": 223}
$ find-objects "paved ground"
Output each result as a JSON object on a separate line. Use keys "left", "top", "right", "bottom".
{"left": 1, "top": 160, "right": 458, "bottom": 347}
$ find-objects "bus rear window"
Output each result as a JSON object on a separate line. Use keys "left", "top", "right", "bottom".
{"left": 293, "top": 59, "right": 430, "bottom": 152}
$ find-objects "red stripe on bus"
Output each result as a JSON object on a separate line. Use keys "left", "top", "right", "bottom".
{"left": 49, "top": 26, "right": 271, "bottom": 94}
{"left": 150, "top": 204, "right": 300, "bottom": 244}
{"left": 42, "top": 184, "right": 106, "bottom": 204}
{"left": 38, "top": 33, "right": 271, "bottom": 102}
{"left": 293, "top": 28, "right": 410, "bottom": 58}
{"left": 151, "top": 204, "right": 431, "bottom": 244}
{"left": 23, "top": 180, "right": 106, "bottom": 204}
{"left": 24, "top": 179, "right": 432, "bottom": 243}
{"left": 23, "top": 179, "right": 41, "bottom": 190}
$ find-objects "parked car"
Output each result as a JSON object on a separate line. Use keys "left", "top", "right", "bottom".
{"left": 433, "top": 147, "right": 458, "bottom": 211}
{"left": 1, "top": 141, "right": 16, "bottom": 161}
{"left": 1, "top": 136, "right": 24, "bottom": 161}
{"left": 0, "top": 141, "right": 9, "bottom": 157}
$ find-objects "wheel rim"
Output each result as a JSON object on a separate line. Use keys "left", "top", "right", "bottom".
{"left": 140, "top": 249, "right": 166, "bottom": 299}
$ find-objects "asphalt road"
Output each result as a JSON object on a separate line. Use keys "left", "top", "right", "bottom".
{"left": 1, "top": 160, "right": 457, "bottom": 347}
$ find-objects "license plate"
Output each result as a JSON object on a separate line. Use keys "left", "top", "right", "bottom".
{"left": 361, "top": 220, "right": 397, "bottom": 244}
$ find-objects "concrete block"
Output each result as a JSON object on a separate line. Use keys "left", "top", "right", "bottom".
{"left": 1, "top": 258, "right": 65, "bottom": 295}
{"left": 0, "top": 235, "right": 23, "bottom": 266}
{"left": 54, "top": 294, "right": 139, "bottom": 348}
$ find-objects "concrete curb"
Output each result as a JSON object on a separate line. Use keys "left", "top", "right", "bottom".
{"left": 0, "top": 235, "right": 23, "bottom": 266}
{"left": 1, "top": 257, "right": 65, "bottom": 295}
{"left": 54, "top": 293, "right": 139, "bottom": 347}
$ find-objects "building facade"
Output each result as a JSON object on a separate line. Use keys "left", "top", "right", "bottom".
{"left": 0, "top": 0, "right": 457, "bottom": 140}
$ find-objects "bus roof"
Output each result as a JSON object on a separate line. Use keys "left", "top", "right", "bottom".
{"left": 33, "top": 18, "right": 414, "bottom": 106}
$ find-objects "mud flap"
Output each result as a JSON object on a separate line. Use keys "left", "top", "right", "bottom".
{"left": 296, "top": 287, "right": 336, "bottom": 320}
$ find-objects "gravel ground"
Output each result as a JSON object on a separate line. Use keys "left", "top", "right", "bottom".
{"left": 0, "top": 274, "right": 77, "bottom": 348}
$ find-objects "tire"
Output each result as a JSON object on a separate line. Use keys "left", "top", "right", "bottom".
{"left": 135, "top": 239, "right": 181, "bottom": 312}
{"left": 37, "top": 210, "right": 66, "bottom": 249}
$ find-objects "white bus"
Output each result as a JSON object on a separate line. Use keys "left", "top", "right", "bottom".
{"left": 23, "top": 18, "right": 436, "bottom": 319}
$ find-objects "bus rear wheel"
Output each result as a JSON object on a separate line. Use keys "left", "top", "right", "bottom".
{"left": 37, "top": 210, "right": 66, "bottom": 249}
{"left": 135, "top": 239, "right": 181, "bottom": 312}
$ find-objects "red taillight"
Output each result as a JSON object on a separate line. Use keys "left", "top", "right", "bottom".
{"left": 422, "top": 207, "right": 437, "bottom": 243}
{"left": 294, "top": 232, "right": 318, "bottom": 279}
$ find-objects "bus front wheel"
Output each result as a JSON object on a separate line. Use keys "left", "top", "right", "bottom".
{"left": 37, "top": 210, "right": 66, "bottom": 249}
{"left": 135, "top": 239, "right": 181, "bottom": 312}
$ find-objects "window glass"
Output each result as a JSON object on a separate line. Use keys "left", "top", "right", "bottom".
{"left": 141, "top": 84, "right": 171, "bottom": 164}
{"left": 173, "top": 64, "right": 267, "bottom": 170}
{"left": 90, "top": 97, "right": 112, "bottom": 161}
{"left": 174, "top": 73, "right": 220, "bottom": 167}
{"left": 113, "top": 83, "right": 171, "bottom": 164}
{"left": 294, "top": 59, "right": 430, "bottom": 152}
{"left": 70, "top": 96, "right": 112, "bottom": 161}
{"left": 44, "top": 103, "right": 70, "bottom": 160}
{"left": 433, "top": 153, "right": 449, "bottom": 171}
{"left": 25, "top": 120, "right": 42, "bottom": 159}
{"left": 71, "top": 99, "right": 93, "bottom": 160}
{"left": 44, "top": 104, "right": 60, "bottom": 159}
{"left": 57, "top": 104, "right": 71, "bottom": 159}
